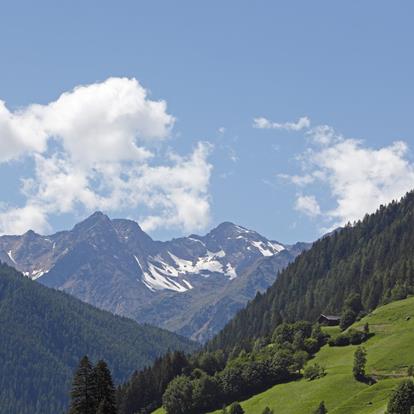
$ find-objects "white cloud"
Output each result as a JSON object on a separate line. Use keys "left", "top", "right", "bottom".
{"left": 0, "top": 205, "right": 51, "bottom": 235}
{"left": 253, "top": 116, "right": 310, "bottom": 131}
{"left": 295, "top": 195, "right": 321, "bottom": 217}
{"left": 278, "top": 173, "right": 315, "bottom": 186}
{"left": 306, "top": 124, "right": 338, "bottom": 145}
{"left": 254, "top": 114, "right": 414, "bottom": 228}
{"left": 278, "top": 119, "right": 414, "bottom": 228}
{"left": 311, "top": 138, "right": 414, "bottom": 226}
{"left": 0, "top": 78, "right": 213, "bottom": 235}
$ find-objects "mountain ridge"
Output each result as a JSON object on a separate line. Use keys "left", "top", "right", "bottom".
{"left": 208, "top": 191, "right": 414, "bottom": 351}
{"left": 0, "top": 213, "right": 309, "bottom": 341}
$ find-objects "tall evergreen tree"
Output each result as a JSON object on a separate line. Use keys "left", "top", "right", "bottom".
{"left": 353, "top": 347, "right": 367, "bottom": 381}
{"left": 69, "top": 356, "right": 97, "bottom": 414}
{"left": 94, "top": 360, "right": 117, "bottom": 414}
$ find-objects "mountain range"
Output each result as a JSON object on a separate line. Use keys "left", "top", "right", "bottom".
{"left": 0, "top": 212, "right": 309, "bottom": 342}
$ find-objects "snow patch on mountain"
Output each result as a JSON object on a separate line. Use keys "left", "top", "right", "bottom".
{"left": 251, "top": 240, "right": 285, "bottom": 256}
{"left": 134, "top": 255, "right": 188, "bottom": 292}
{"left": 7, "top": 250, "right": 16, "bottom": 264}
{"left": 32, "top": 269, "right": 48, "bottom": 280}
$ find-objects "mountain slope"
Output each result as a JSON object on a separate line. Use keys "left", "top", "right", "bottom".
{"left": 209, "top": 191, "right": 414, "bottom": 351}
{"left": 206, "top": 296, "right": 414, "bottom": 414}
{"left": 0, "top": 263, "right": 196, "bottom": 414}
{"left": 0, "top": 214, "right": 308, "bottom": 341}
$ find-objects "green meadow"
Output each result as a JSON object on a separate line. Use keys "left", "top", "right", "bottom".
{"left": 154, "top": 296, "right": 414, "bottom": 414}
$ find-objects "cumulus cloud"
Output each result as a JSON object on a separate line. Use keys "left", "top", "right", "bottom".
{"left": 308, "top": 138, "right": 414, "bottom": 226}
{"left": 0, "top": 78, "right": 213, "bottom": 235}
{"left": 295, "top": 125, "right": 414, "bottom": 227}
{"left": 253, "top": 116, "right": 310, "bottom": 131}
{"left": 256, "top": 115, "right": 414, "bottom": 229}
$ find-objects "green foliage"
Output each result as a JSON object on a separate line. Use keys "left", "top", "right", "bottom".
{"left": 339, "top": 308, "right": 357, "bottom": 331}
{"left": 387, "top": 380, "right": 414, "bottom": 414}
{"left": 303, "top": 363, "right": 326, "bottom": 381}
{"left": 193, "top": 297, "right": 414, "bottom": 414}
{"left": 118, "top": 351, "right": 191, "bottom": 414}
{"left": 162, "top": 376, "right": 194, "bottom": 414}
{"left": 353, "top": 346, "right": 367, "bottom": 381}
{"left": 0, "top": 263, "right": 196, "bottom": 414}
{"left": 155, "top": 335, "right": 308, "bottom": 414}
{"left": 340, "top": 293, "right": 364, "bottom": 330}
{"left": 208, "top": 191, "right": 414, "bottom": 351}
{"left": 261, "top": 408, "right": 274, "bottom": 414}
{"left": 328, "top": 328, "right": 370, "bottom": 347}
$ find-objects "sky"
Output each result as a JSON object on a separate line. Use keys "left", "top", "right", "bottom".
{"left": 0, "top": 1, "right": 413, "bottom": 243}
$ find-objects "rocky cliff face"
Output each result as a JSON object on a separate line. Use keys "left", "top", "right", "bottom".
{"left": 0, "top": 212, "right": 310, "bottom": 342}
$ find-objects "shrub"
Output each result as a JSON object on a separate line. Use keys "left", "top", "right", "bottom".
{"left": 303, "top": 363, "right": 326, "bottom": 381}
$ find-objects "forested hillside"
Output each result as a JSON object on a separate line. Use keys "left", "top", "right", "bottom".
{"left": 0, "top": 264, "right": 196, "bottom": 414}
{"left": 209, "top": 191, "right": 414, "bottom": 351}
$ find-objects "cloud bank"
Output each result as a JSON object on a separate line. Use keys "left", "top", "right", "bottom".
{"left": 0, "top": 78, "right": 212, "bottom": 234}
{"left": 256, "top": 115, "right": 414, "bottom": 229}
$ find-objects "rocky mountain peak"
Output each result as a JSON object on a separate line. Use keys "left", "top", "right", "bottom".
{"left": 0, "top": 214, "right": 310, "bottom": 341}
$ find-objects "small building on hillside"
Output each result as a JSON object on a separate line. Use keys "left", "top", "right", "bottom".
{"left": 318, "top": 314, "right": 340, "bottom": 326}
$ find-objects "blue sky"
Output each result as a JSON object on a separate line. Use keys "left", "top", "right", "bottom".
{"left": 0, "top": 1, "right": 413, "bottom": 243}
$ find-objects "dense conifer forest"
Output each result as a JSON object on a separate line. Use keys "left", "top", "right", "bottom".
{"left": 208, "top": 191, "right": 414, "bottom": 351}
{"left": 0, "top": 264, "right": 196, "bottom": 414}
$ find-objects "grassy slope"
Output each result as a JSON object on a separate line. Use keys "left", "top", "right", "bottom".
{"left": 154, "top": 296, "right": 414, "bottom": 414}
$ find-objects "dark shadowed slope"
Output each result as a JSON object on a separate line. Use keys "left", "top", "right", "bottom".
{"left": 0, "top": 263, "right": 196, "bottom": 414}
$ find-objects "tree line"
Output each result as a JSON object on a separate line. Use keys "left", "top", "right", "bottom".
{"left": 116, "top": 320, "right": 329, "bottom": 414}
{"left": 208, "top": 191, "right": 414, "bottom": 352}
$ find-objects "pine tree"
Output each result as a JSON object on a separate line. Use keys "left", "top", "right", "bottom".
{"left": 69, "top": 356, "right": 97, "bottom": 414}
{"left": 94, "top": 360, "right": 117, "bottom": 414}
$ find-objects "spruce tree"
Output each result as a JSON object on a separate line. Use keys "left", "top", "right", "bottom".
{"left": 94, "top": 360, "right": 117, "bottom": 414}
{"left": 69, "top": 356, "right": 97, "bottom": 414}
